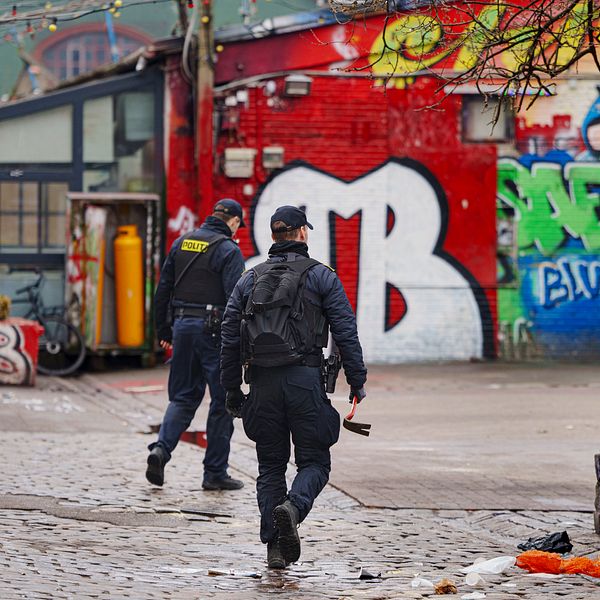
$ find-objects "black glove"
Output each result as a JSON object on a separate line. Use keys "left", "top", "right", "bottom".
{"left": 225, "top": 388, "right": 246, "bottom": 418}
{"left": 349, "top": 386, "right": 366, "bottom": 404}
{"left": 157, "top": 326, "right": 173, "bottom": 345}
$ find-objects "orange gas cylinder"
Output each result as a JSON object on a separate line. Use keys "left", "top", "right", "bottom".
{"left": 114, "top": 225, "right": 144, "bottom": 346}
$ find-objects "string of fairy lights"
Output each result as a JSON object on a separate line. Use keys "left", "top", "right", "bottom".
{"left": 0, "top": 0, "right": 311, "bottom": 47}
{"left": 0, "top": 0, "right": 187, "bottom": 44}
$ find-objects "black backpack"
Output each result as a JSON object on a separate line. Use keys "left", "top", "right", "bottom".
{"left": 241, "top": 258, "right": 326, "bottom": 367}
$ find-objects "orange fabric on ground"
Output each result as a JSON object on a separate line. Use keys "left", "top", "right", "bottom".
{"left": 517, "top": 550, "right": 600, "bottom": 578}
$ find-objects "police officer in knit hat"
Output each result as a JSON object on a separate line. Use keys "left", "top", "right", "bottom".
{"left": 220, "top": 205, "right": 367, "bottom": 568}
{"left": 147, "top": 199, "right": 246, "bottom": 491}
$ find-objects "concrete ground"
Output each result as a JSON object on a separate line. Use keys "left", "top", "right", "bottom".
{"left": 2, "top": 362, "right": 600, "bottom": 598}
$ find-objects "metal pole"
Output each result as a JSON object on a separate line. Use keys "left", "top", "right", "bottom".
{"left": 196, "top": 0, "right": 214, "bottom": 217}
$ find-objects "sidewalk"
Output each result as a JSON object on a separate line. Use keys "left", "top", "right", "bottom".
{"left": 1, "top": 363, "right": 600, "bottom": 598}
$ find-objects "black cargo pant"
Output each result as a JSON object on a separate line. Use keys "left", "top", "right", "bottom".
{"left": 241, "top": 365, "right": 341, "bottom": 544}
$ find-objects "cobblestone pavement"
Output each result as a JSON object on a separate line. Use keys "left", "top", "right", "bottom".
{"left": 2, "top": 364, "right": 600, "bottom": 598}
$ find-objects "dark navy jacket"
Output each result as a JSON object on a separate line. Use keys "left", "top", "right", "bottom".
{"left": 220, "top": 241, "right": 367, "bottom": 391}
{"left": 154, "top": 216, "right": 245, "bottom": 343}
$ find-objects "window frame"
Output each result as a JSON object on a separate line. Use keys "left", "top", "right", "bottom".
{"left": 0, "top": 68, "right": 163, "bottom": 268}
{"left": 461, "top": 94, "right": 514, "bottom": 144}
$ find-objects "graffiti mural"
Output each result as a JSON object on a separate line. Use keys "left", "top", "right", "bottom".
{"left": 0, "top": 319, "right": 43, "bottom": 386}
{"left": 497, "top": 86, "right": 600, "bottom": 358}
{"left": 368, "top": 3, "right": 593, "bottom": 87}
{"left": 249, "top": 159, "right": 490, "bottom": 363}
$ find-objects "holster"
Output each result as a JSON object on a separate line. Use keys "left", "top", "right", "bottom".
{"left": 322, "top": 352, "right": 342, "bottom": 394}
{"left": 203, "top": 306, "right": 222, "bottom": 337}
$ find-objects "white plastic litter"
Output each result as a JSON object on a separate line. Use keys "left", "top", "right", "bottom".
{"left": 462, "top": 556, "right": 516, "bottom": 575}
{"left": 411, "top": 576, "right": 434, "bottom": 588}
{"left": 461, "top": 593, "right": 486, "bottom": 600}
{"left": 465, "top": 572, "right": 485, "bottom": 586}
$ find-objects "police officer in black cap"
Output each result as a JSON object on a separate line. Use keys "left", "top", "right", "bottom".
{"left": 221, "top": 205, "right": 367, "bottom": 568}
{"left": 147, "top": 199, "right": 246, "bottom": 491}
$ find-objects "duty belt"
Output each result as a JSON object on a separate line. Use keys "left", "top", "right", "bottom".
{"left": 174, "top": 305, "right": 223, "bottom": 318}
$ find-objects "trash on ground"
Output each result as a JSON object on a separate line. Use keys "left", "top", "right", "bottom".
{"left": 462, "top": 556, "right": 516, "bottom": 575}
{"left": 461, "top": 593, "right": 486, "bottom": 600}
{"left": 517, "top": 531, "right": 572, "bottom": 554}
{"left": 465, "top": 572, "right": 485, "bottom": 586}
{"left": 434, "top": 578, "right": 457, "bottom": 594}
{"left": 358, "top": 567, "right": 381, "bottom": 579}
{"left": 411, "top": 575, "right": 434, "bottom": 588}
{"left": 207, "top": 568, "right": 261, "bottom": 578}
{"left": 517, "top": 550, "right": 600, "bottom": 578}
{"left": 123, "top": 385, "right": 165, "bottom": 393}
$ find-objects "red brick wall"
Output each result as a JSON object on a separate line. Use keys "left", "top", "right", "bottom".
{"left": 210, "top": 74, "right": 497, "bottom": 363}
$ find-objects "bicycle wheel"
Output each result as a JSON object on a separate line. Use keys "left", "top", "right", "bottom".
{"left": 38, "top": 316, "right": 86, "bottom": 376}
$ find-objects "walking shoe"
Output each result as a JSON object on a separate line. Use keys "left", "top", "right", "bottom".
{"left": 273, "top": 500, "right": 301, "bottom": 564}
{"left": 201, "top": 475, "right": 244, "bottom": 491}
{"left": 146, "top": 446, "right": 168, "bottom": 487}
{"left": 267, "top": 540, "right": 287, "bottom": 569}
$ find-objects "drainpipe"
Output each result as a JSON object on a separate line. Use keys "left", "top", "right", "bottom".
{"left": 196, "top": 0, "right": 214, "bottom": 218}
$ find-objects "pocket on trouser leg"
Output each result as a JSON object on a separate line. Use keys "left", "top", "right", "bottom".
{"left": 317, "top": 399, "right": 340, "bottom": 448}
{"left": 241, "top": 394, "right": 259, "bottom": 442}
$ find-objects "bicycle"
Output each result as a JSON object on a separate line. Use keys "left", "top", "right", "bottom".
{"left": 11, "top": 271, "right": 86, "bottom": 376}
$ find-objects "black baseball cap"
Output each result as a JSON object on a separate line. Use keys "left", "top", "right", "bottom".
{"left": 270, "top": 205, "right": 313, "bottom": 232}
{"left": 213, "top": 198, "right": 246, "bottom": 227}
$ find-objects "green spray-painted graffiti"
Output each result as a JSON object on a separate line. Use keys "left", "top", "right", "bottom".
{"left": 497, "top": 158, "right": 600, "bottom": 254}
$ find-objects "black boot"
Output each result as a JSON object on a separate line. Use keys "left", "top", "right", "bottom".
{"left": 267, "top": 540, "right": 287, "bottom": 569}
{"left": 146, "top": 446, "right": 168, "bottom": 487}
{"left": 202, "top": 475, "right": 244, "bottom": 491}
{"left": 273, "top": 500, "right": 301, "bottom": 564}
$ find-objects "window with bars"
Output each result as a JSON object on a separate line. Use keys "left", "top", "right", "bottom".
{"left": 0, "top": 181, "right": 69, "bottom": 255}
{"left": 42, "top": 32, "right": 144, "bottom": 81}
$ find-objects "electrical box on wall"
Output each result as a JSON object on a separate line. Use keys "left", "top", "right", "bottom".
{"left": 262, "top": 146, "right": 284, "bottom": 169}
{"left": 223, "top": 147, "right": 257, "bottom": 178}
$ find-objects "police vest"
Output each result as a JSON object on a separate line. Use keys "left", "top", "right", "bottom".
{"left": 173, "top": 231, "right": 229, "bottom": 306}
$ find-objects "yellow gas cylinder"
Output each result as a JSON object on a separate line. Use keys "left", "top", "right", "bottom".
{"left": 114, "top": 225, "right": 144, "bottom": 346}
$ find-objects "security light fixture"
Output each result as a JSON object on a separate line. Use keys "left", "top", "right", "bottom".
{"left": 284, "top": 74, "right": 312, "bottom": 97}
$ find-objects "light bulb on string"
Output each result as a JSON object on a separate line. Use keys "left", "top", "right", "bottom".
{"left": 11, "top": 5, "right": 16, "bottom": 17}
{"left": 114, "top": 11, "right": 121, "bottom": 17}
{"left": 115, "top": 0, "right": 123, "bottom": 6}
{"left": 45, "top": 2, "right": 52, "bottom": 10}
{"left": 187, "top": 1, "right": 194, "bottom": 7}
{"left": 49, "top": 18, "right": 57, "bottom": 32}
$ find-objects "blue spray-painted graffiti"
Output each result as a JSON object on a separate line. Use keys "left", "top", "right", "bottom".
{"left": 507, "top": 245, "right": 600, "bottom": 357}
{"left": 497, "top": 88, "right": 600, "bottom": 359}
{"left": 539, "top": 257, "right": 600, "bottom": 308}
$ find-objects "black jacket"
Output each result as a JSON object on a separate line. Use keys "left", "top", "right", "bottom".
{"left": 220, "top": 241, "right": 367, "bottom": 390}
{"left": 154, "top": 217, "right": 245, "bottom": 343}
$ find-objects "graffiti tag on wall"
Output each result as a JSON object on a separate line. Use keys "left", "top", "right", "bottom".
{"left": 539, "top": 257, "right": 600, "bottom": 308}
{"left": 498, "top": 159, "right": 600, "bottom": 255}
{"left": 249, "top": 159, "right": 489, "bottom": 363}
{"left": 497, "top": 88, "right": 600, "bottom": 358}
{"left": 0, "top": 324, "right": 33, "bottom": 385}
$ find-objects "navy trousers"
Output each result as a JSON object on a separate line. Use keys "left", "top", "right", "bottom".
{"left": 150, "top": 316, "right": 234, "bottom": 482}
{"left": 241, "top": 365, "right": 340, "bottom": 544}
